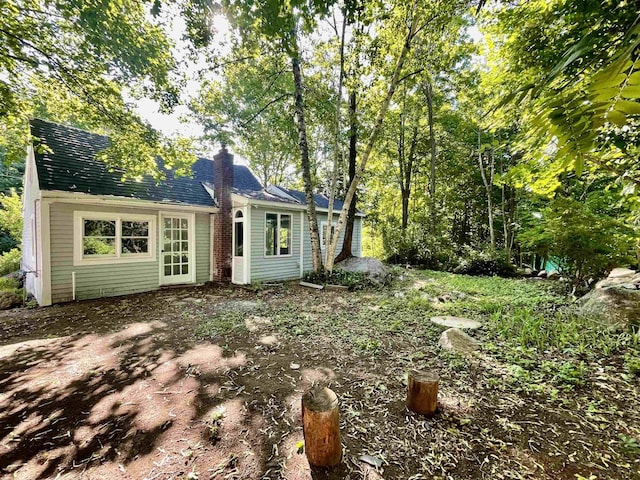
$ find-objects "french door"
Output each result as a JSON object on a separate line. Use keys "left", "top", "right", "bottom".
{"left": 160, "top": 214, "right": 194, "bottom": 285}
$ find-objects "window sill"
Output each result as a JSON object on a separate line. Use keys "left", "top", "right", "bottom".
{"left": 73, "top": 255, "right": 156, "bottom": 267}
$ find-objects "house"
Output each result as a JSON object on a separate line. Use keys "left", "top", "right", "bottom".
{"left": 22, "top": 119, "right": 364, "bottom": 306}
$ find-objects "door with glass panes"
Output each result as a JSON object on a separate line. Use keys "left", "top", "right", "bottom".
{"left": 160, "top": 214, "right": 193, "bottom": 284}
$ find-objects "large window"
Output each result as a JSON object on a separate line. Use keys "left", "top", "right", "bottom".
{"left": 265, "top": 212, "right": 291, "bottom": 256}
{"left": 74, "top": 212, "right": 155, "bottom": 265}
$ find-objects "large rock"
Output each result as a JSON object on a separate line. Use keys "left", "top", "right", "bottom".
{"left": 608, "top": 267, "right": 636, "bottom": 279}
{"left": 577, "top": 287, "right": 640, "bottom": 329}
{"left": 0, "top": 291, "right": 22, "bottom": 310}
{"left": 335, "top": 257, "right": 390, "bottom": 285}
{"left": 439, "top": 328, "right": 480, "bottom": 355}
{"left": 430, "top": 316, "right": 482, "bottom": 330}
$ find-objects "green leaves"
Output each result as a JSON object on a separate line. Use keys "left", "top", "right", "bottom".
{"left": 0, "top": 0, "right": 192, "bottom": 176}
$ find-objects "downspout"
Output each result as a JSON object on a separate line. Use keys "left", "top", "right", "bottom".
{"left": 72, "top": 272, "right": 76, "bottom": 301}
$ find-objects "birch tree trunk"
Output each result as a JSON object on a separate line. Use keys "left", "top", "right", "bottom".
{"left": 324, "top": 2, "right": 421, "bottom": 272}
{"left": 291, "top": 31, "right": 323, "bottom": 272}
{"left": 477, "top": 129, "right": 495, "bottom": 247}
{"left": 325, "top": 11, "right": 346, "bottom": 271}
{"left": 335, "top": 88, "right": 358, "bottom": 263}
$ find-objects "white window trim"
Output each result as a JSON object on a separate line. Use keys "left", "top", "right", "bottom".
{"left": 73, "top": 211, "right": 157, "bottom": 266}
{"left": 264, "top": 211, "right": 293, "bottom": 258}
{"left": 320, "top": 220, "right": 338, "bottom": 251}
{"left": 158, "top": 211, "right": 196, "bottom": 285}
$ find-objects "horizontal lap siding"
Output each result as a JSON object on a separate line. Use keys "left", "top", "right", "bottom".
{"left": 353, "top": 218, "right": 363, "bottom": 257}
{"left": 250, "top": 207, "right": 301, "bottom": 282}
{"left": 301, "top": 214, "right": 364, "bottom": 274}
{"left": 195, "top": 213, "right": 211, "bottom": 283}
{"left": 50, "top": 203, "right": 160, "bottom": 303}
{"left": 50, "top": 203, "right": 211, "bottom": 303}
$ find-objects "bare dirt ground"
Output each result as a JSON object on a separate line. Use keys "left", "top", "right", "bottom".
{"left": 0, "top": 273, "right": 638, "bottom": 480}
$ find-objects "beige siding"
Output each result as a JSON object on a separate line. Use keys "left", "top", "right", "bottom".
{"left": 49, "top": 203, "right": 212, "bottom": 303}
{"left": 250, "top": 206, "right": 301, "bottom": 282}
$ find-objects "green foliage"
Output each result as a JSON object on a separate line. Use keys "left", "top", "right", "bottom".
{"left": 194, "top": 311, "right": 246, "bottom": 339}
{"left": 0, "top": 276, "right": 20, "bottom": 293}
{"left": 302, "top": 269, "right": 378, "bottom": 289}
{"left": 452, "top": 246, "right": 516, "bottom": 277}
{"left": 0, "top": 188, "right": 22, "bottom": 244}
{"left": 0, "top": 0, "right": 196, "bottom": 177}
{"left": 518, "top": 196, "right": 635, "bottom": 284}
{"left": 625, "top": 353, "right": 640, "bottom": 376}
{"left": 0, "top": 247, "right": 21, "bottom": 275}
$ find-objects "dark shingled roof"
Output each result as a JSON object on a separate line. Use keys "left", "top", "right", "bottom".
{"left": 275, "top": 186, "right": 348, "bottom": 211}
{"left": 30, "top": 119, "right": 263, "bottom": 207}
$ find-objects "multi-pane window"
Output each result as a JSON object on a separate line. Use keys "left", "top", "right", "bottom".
{"left": 74, "top": 212, "right": 155, "bottom": 265}
{"left": 83, "top": 220, "right": 117, "bottom": 256}
{"left": 321, "top": 221, "right": 336, "bottom": 249}
{"left": 265, "top": 212, "right": 291, "bottom": 256}
{"left": 121, "top": 221, "right": 149, "bottom": 255}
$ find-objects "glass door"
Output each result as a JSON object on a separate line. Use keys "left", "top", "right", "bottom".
{"left": 232, "top": 209, "right": 246, "bottom": 284}
{"left": 161, "top": 215, "right": 192, "bottom": 284}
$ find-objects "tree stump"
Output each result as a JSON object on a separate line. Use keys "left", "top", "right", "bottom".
{"left": 406, "top": 369, "right": 438, "bottom": 416}
{"left": 302, "top": 386, "right": 342, "bottom": 467}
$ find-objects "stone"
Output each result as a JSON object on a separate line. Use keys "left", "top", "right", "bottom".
{"left": 632, "top": 273, "right": 640, "bottom": 284}
{"left": 430, "top": 316, "right": 482, "bottom": 330}
{"left": 0, "top": 291, "right": 22, "bottom": 310}
{"left": 245, "top": 316, "right": 272, "bottom": 332}
{"left": 439, "top": 328, "right": 480, "bottom": 355}
{"left": 621, "top": 283, "right": 638, "bottom": 290}
{"left": 538, "top": 270, "right": 547, "bottom": 278}
{"left": 608, "top": 267, "right": 636, "bottom": 279}
{"left": 547, "top": 272, "right": 560, "bottom": 280}
{"left": 335, "top": 257, "right": 390, "bottom": 285}
{"left": 258, "top": 335, "right": 279, "bottom": 347}
{"left": 359, "top": 455, "right": 384, "bottom": 468}
{"left": 577, "top": 287, "right": 640, "bottom": 329}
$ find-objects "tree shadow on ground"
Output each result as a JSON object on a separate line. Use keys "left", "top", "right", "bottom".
{"left": 0, "top": 319, "right": 262, "bottom": 479}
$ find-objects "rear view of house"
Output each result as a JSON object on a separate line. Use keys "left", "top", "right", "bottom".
{"left": 22, "top": 119, "right": 363, "bottom": 305}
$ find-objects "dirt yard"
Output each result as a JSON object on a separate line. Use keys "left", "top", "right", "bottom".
{"left": 0, "top": 271, "right": 639, "bottom": 479}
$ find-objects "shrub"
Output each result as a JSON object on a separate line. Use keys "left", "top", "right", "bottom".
{"left": 0, "top": 248, "right": 21, "bottom": 275}
{"left": 453, "top": 246, "right": 517, "bottom": 277}
{"left": 303, "top": 269, "right": 375, "bottom": 289}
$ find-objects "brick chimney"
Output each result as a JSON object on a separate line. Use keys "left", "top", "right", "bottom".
{"left": 213, "top": 145, "right": 234, "bottom": 281}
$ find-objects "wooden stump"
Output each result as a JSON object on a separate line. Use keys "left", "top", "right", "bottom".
{"left": 302, "top": 386, "right": 342, "bottom": 467}
{"left": 406, "top": 369, "right": 438, "bottom": 416}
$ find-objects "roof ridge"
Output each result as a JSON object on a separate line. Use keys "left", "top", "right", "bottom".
{"left": 31, "top": 117, "right": 111, "bottom": 141}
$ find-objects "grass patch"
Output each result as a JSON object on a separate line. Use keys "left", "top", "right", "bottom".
{"left": 194, "top": 311, "right": 247, "bottom": 339}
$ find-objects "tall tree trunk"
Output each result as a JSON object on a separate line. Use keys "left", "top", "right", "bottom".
{"left": 324, "top": 2, "right": 420, "bottom": 272}
{"left": 325, "top": 10, "right": 347, "bottom": 271}
{"left": 401, "top": 125, "right": 418, "bottom": 230}
{"left": 291, "top": 32, "right": 323, "bottom": 272}
{"left": 477, "top": 129, "right": 495, "bottom": 247}
{"left": 335, "top": 88, "right": 357, "bottom": 263}
{"left": 425, "top": 80, "right": 437, "bottom": 232}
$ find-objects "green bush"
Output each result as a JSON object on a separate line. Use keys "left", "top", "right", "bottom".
{"left": 382, "top": 224, "right": 458, "bottom": 270}
{"left": 453, "top": 246, "right": 517, "bottom": 277}
{"left": 0, "top": 276, "right": 20, "bottom": 292}
{"left": 0, "top": 248, "right": 21, "bottom": 275}
{"left": 303, "top": 269, "right": 376, "bottom": 289}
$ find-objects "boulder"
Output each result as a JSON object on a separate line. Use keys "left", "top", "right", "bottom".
{"left": 547, "top": 271, "right": 560, "bottom": 280}
{"left": 608, "top": 267, "right": 636, "bottom": 279}
{"left": 538, "top": 270, "right": 547, "bottom": 278}
{"left": 439, "top": 328, "right": 480, "bottom": 355}
{"left": 335, "top": 257, "right": 390, "bottom": 285}
{"left": 430, "top": 316, "right": 482, "bottom": 330}
{"left": 577, "top": 287, "right": 640, "bottom": 329}
{"left": 0, "top": 291, "right": 22, "bottom": 310}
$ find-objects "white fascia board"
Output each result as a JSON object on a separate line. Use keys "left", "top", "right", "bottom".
{"left": 40, "top": 190, "right": 218, "bottom": 213}
{"left": 233, "top": 193, "right": 366, "bottom": 217}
